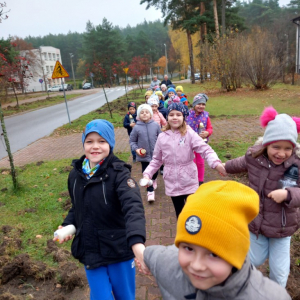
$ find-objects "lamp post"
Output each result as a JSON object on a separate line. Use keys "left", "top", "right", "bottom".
{"left": 164, "top": 43, "right": 168, "bottom": 76}
{"left": 69, "top": 53, "right": 76, "bottom": 89}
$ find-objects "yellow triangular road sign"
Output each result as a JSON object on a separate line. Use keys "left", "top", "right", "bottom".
{"left": 52, "top": 61, "right": 69, "bottom": 79}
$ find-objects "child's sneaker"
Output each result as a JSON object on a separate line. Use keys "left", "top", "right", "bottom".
{"left": 147, "top": 191, "right": 155, "bottom": 202}
{"left": 152, "top": 179, "right": 157, "bottom": 190}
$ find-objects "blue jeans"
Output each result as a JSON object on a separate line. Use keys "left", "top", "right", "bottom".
{"left": 85, "top": 258, "right": 135, "bottom": 300}
{"left": 249, "top": 232, "right": 291, "bottom": 287}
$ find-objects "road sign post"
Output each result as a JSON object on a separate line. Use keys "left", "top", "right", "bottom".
{"left": 39, "top": 79, "right": 43, "bottom": 92}
{"left": 51, "top": 61, "right": 71, "bottom": 125}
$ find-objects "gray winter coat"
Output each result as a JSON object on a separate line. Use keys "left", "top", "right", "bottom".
{"left": 129, "top": 120, "right": 161, "bottom": 162}
{"left": 144, "top": 245, "right": 291, "bottom": 300}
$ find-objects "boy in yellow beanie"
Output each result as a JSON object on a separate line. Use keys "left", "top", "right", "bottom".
{"left": 138, "top": 181, "right": 291, "bottom": 300}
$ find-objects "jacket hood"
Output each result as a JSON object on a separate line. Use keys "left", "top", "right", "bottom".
{"left": 196, "top": 256, "right": 251, "bottom": 298}
{"left": 254, "top": 137, "right": 300, "bottom": 158}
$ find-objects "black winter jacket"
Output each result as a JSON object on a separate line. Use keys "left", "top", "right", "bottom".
{"left": 62, "top": 153, "right": 146, "bottom": 269}
{"left": 123, "top": 113, "right": 137, "bottom": 136}
{"left": 158, "top": 102, "right": 168, "bottom": 119}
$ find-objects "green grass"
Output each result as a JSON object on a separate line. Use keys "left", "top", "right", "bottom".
{"left": 0, "top": 152, "right": 130, "bottom": 267}
{"left": 2, "top": 94, "right": 83, "bottom": 116}
{"left": 3, "top": 92, "right": 49, "bottom": 104}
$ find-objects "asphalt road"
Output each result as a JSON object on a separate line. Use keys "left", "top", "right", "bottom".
{"left": 0, "top": 87, "right": 132, "bottom": 160}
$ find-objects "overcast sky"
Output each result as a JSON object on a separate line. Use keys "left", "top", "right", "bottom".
{"left": 0, "top": 0, "right": 292, "bottom": 40}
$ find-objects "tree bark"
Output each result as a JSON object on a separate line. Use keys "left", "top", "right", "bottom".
{"left": 186, "top": 30, "right": 195, "bottom": 84}
{"left": 213, "top": 0, "right": 220, "bottom": 39}
{"left": 0, "top": 101, "right": 18, "bottom": 190}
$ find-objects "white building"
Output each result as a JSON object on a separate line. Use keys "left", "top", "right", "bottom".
{"left": 22, "top": 46, "right": 64, "bottom": 92}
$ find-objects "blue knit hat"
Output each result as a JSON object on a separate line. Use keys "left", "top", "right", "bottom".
{"left": 167, "top": 102, "right": 189, "bottom": 119}
{"left": 82, "top": 119, "right": 115, "bottom": 150}
{"left": 167, "top": 87, "right": 176, "bottom": 95}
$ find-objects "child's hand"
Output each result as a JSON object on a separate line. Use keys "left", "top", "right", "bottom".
{"left": 268, "top": 189, "right": 288, "bottom": 203}
{"left": 215, "top": 163, "right": 227, "bottom": 176}
{"left": 132, "top": 243, "right": 151, "bottom": 275}
{"left": 130, "top": 123, "right": 135, "bottom": 127}
{"left": 53, "top": 226, "right": 73, "bottom": 244}
{"left": 199, "top": 131, "right": 209, "bottom": 138}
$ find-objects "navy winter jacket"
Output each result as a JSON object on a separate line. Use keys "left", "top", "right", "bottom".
{"left": 123, "top": 113, "right": 137, "bottom": 136}
{"left": 62, "top": 153, "right": 146, "bottom": 270}
{"left": 129, "top": 119, "right": 161, "bottom": 162}
{"left": 158, "top": 102, "right": 168, "bottom": 119}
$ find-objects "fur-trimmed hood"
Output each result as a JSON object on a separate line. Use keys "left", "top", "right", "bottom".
{"left": 254, "top": 136, "right": 300, "bottom": 158}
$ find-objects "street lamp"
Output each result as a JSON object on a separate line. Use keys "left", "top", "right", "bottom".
{"left": 69, "top": 53, "right": 76, "bottom": 89}
{"left": 39, "top": 46, "right": 48, "bottom": 94}
{"left": 164, "top": 43, "right": 168, "bottom": 76}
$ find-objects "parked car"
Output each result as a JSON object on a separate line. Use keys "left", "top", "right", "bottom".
{"left": 48, "top": 85, "right": 62, "bottom": 92}
{"left": 82, "top": 83, "right": 92, "bottom": 90}
{"left": 194, "top": 73, "right": 201, "bottom": 80}
{"left": 59, "top": 84, "right": 73, "bottom": 91}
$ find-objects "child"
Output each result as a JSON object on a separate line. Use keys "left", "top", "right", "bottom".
{"left": 53, "top": 119, "right": 146, "bottom": 300}
{"left": 147, "top": 95, "right": 167, "bottom": 128}
{"left": 155, "top": 91, "right": 168, "bottom": 120}
{"left": 186, "top": 94, "right": 213, "bottom": 185}
{"left": 123, "top": 101, "right": 137, "bottom": 162}
{"left": 176, "top": 85, "right": 188, "bottom": 104}
{"left": 139, "top": 180, "right": 291, "bottom": 300}
{"left": 142, "top": 102, "right": 226, "bottom": 218}
{"left": 166, "top": 95, "right": 181, "bottom": 108}
{"left": 160, "top": 84, "right": 168, "bottom": 98}
{"left": 145, "top": 90, "right": 153, "bottom": 103}
{"left": 224, "top": 106, "right": 300, "bottom": 288}
{"left": 163, "top": 87, "right": 176, "bottom": 106}
{"left": 130, "top": 104, "right": 161, "bottom": 202}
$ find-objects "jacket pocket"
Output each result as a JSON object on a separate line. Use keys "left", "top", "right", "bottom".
{"left": 97, "top": 229, "right": 130, "bottom": 258}
{"left": 71, "top": 228, "right": 84, "bottom": 259}
{"left": 179, "top": 164, "right": 197, "bottom": 187}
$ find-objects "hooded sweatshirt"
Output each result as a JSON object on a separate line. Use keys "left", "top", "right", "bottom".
{"left": 144, "top": 244, "right": 291, "bottom": 300}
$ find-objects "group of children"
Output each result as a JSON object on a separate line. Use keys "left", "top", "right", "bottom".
{"left": 53, "top": 83, "right": 300, "bottom": 299}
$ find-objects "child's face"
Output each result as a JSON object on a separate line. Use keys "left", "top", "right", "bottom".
{"left": 168, "top": 91, "right": 175, "bottom": 97}
{"left": 139, "top": 109, "right": 151, "bottom": 122}
{"left": 162, "top": 86, "right": 167, "bottom": 91}
{"left": 129, "top": 107, "right": 136, "bottom": 115}
{"left": 178, "top": 242, "right": 232, "bottom": 290}
{"left": 267, "top": 141, "right": 293, "bottom": 165}
{"left": 168, "top": 110, "right": 183, "bottom": 130}
{"left": 151, "top": 105, "right": 158, "bottom": 112}
{"left": 145, "top": 95, "right": 150, "bottom": 102}
{"left": 177, "top": 90, "right": 182, "bottom": 96}
{"left": 194, "top": 103, "right": 206, "bottom": 114}
{"left": 84, "top": 132, "right": 110, "bottom": 168}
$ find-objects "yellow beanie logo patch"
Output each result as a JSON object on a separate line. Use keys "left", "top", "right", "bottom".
{"left": 185, "top": 216, "right": 202, "bottom": 234}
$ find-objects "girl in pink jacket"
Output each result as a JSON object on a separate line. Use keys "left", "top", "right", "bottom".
{"left": 142, "top": 102, "right": 226, "bottom": 218}
{"left": 148, "top": 95, "right": 167, "bottom": 128}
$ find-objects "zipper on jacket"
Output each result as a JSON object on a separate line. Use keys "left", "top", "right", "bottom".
{"left": 73, "top": 179, "right": 77, "bottom": 204}
{"left": 282, "top": 207, "right": 286, "bottom": 229}
{"left": 102, "top": 181, "right": 107, "bottom": 205}
{"left": 146, "top": 123, "right": 153, "bottom": 158}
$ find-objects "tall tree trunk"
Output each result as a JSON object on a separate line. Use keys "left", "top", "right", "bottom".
{"left": 213, "top": 0, "right": 220, "bottom": 39}
{"left": 200, "top": 2, "right": 207, "bottom": 42}
{"left": 186, "top": 30, "right": 195, "bottom": 84}
{"left": 221, "top": 0, "right": 225, "bottom": 36}
{"left": 0, "top": 101, "right": 18, "bottom": 190}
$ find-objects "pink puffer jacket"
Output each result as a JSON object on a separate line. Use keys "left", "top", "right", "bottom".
{"left": 152, "top": 111, "right": 167, "bottom": 127}
{"left": 143, "top": 127, "right": 222, "bottom": 196}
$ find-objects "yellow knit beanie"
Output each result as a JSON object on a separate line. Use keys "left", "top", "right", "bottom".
{"left": 176, "top": 85, "right": 183, "bottom": 92}
{"left": 155, "top": 91, "right": 163, "bottom": 97}
{"left": 145, "top": 90, "right": 153, "bottom": 97}
{"left": 175, "top": 180, "right": 259, "bottom": 269}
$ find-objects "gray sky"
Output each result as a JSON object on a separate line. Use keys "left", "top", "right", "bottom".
{"left": 0, "top": 0, "right": 292, "bottom": 39}
{"left": 0, "top": 0, "right": 163, "bottom": 39}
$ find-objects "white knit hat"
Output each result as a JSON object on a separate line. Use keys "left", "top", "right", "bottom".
{"left": 137, "top": 104, "right": 153, "bottom": 118}
{"left": 147, "top": 95, "right": 159, "bottom": 107}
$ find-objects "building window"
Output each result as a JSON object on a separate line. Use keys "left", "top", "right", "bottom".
{"left": 50, "top": 66, "right": 53, "bottom": 72}
{"left": 48, "top": 53, "right": 52, "bottom": 60}
{"left": 46, "top": 66, "right": 49, "bottom": 72}
{"left": 52, "top": 53, "right": 55, "bottom": 60}
{"left": 44, "top": 53, "right": 47, "bottom": 60}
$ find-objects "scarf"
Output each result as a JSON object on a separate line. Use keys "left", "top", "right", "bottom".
{"left": 82, "top": 157, "right": 105, "bottom": 179}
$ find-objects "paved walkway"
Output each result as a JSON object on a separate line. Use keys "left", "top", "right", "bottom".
{"left": 0, "top": 116, "right": 264, "bottom": 300}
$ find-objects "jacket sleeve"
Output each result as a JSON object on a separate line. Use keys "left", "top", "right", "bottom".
{"left": 115, "top": 166, "right": 146, "bottom": 247}
{"left": 206, "top": 117, "right": 213, "bottom": 136}
{"left": 284, "top": 187, "right": 300, "bottom": 208}
{"left": 225, "top": 155, "right": 248, "bottom": 174}
{"left": 62, "top": 172, "right": 76, "bottom": 227}
{"left": 190, "top": 130, "right": 221, "bottom": 169}
{"left": 129, "top": 127, "right": 139, "bottom": 151}
{"left": 158, "top": 112, "right": 167, "bottom": 126}
{"left": 143, "top": 135, "right": 163, "bottom": 178}
{"left": 123, "top": 114, "right": 130, "bottom": 129}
